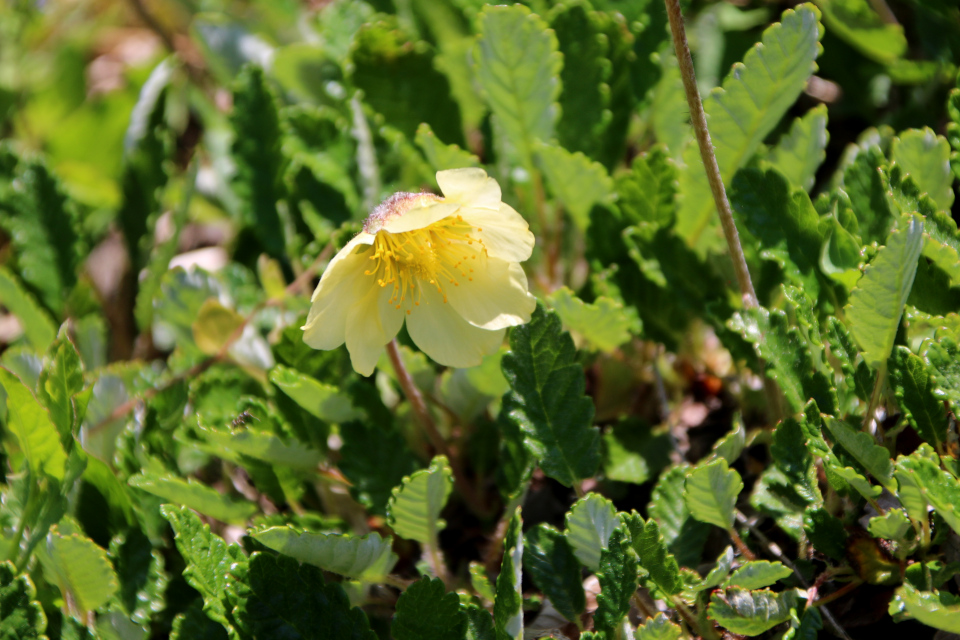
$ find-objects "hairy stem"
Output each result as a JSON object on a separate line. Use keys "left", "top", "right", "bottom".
{"left": 728, "top": 527, "right": 757, "bottom": 562}
{"left": 664, "top": 0, "right": 757, "bottom": 310}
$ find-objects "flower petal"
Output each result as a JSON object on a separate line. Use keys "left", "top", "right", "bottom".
{"left": 445, "top": 257, "right": 535, "bottom": 330}
{"left": 406, "top": 286, "right": 506, "bottom": 368}
{"left": 302, "top": 234, "right": 375, "bottom": 350}
{"left": 344, "top": 284, "right": 404, "bottom": 376}
{"left": 436, "top": 168, "right": 501, "bottom": 209}
{"left": 459, "top": 203, "right": 535, "bottom": 263}
{"left": 382, "top": 201, "right": 460, "bottom": 234}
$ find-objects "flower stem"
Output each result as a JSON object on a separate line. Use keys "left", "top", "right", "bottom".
{"left": 664, "top": 0, "right": 758, "bottom": 310}
{"left": 385, "top": 339, "right": 491, "bottom": 518}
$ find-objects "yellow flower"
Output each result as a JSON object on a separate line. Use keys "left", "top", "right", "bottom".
{"left": 302, "top": 168, "right": 537, "bottom": 375}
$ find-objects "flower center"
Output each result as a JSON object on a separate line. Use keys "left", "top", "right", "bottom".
{"left": 364, "top": 215, "right": 486, "bottom": 314}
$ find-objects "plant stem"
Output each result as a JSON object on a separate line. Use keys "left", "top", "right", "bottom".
{"left": 812, "top": 579, "right": 863, "bottom": 608}
{"left": 728, "top": 527, "right": 757, "bottom": 561}
{"left": 385, "top": 339, "right": 490, "bottom": 518}
{"left": 664, "top": 0, "right": 757, "bottom": 310}
{"left": 862, "top": 361, "right": 887, "bottom": 434}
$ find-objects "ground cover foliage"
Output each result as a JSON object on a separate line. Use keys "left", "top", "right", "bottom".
{"left": 0, "top": 0, "right": 959, "bottom": 638}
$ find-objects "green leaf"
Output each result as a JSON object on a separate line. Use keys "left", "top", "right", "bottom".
{"left": 469, "top": 562, "right": 496, "bottom": 604}
{"left": 708, "top": 588, "right": 797, "bottom": 636}
{"left": 0, "top": 561, "right": 47, "bottom": 640}
{"left": 230, "top": 551, "right": 377, "bottom": 640}
{"left": 922, "top": 334, "right": 960, "bottom": 406}
{"left": 161, "top": 505, "right": 246, "bottom": 636}
{"left": 803, "top": 507, "right": 848, "bottom": 562}
{"left": 42, "top": 527, "right": 118, "bottom": 616}
{"left": 676, "top": 4, "right": 823, "bottom": 250}
{"left": 649, "top": 465, "right": 711, "bottom": 568}
{"left": 723, "top": 562, "right": 792, "bottom": 590}
{"left": 536, "top": 142, "right": 613, "bottom": 230}
{"left": 501, "top": 305, "right": 600, "bottom": 487}
{"left": 0, "top": 267, "right": 56, "bottom": 351}
{"left": 170, "top": 601, "right": 228, "bottom": 640}
{"left": 602, "top": 421, "right": 672, "bottom": 486}
{"left": 889, "top": 346, "right": 948, "bottom": 449}
{"left": 494, "top": 507, "right": 523, "bottom": 640}
{"left": 473, "top": 4, "right": 562, "bottom": 167}
{"left": 463, "top": 603, "right": 495, "bottom": 640}
{"left": 684, "top": 458, "right": 742, "bottom": 530}
{"left": 730, "top": 167, "right": 822, "bottom": 294}
{"left": 897, "top": 583, "right": 960, "bottom": 632}
{"left": 840, "top": 146, "right": 895, "bottom": 245}
{"left": 253, "top": 527, "right": 397, "bottom": 582}
{"left": 546, "top": 287, "right": 639, "bottom": 353}
{"left": 269, "top": 365, "right": 363, "bottom": 423}
{"left": 868, "top": 509, "right": 912, "bottom": 541}
{"left": 393, "top": 577, "right": 467, "bottom": 640}
{"left": 0, "top": 159, "right": 81, "bottom": 315}
{"left": 339, "top": 419, "right": 420, "bottom": 515}
{"left": 0, "top": 368, "right": 67, "bottom": 480}
{"left": 824, "top": 316, "right": 873, "bottom": 402}
{"left": 36, "top": 337, "right": 84, "bottom": 446}
{"left": 594, "top": 528, "right": 639, "bottom": 638}
{"left": 766, "top": 105, "right": 828, "bottom": 192}
{"left": 551, "top": 1, "right": 610, "bottom": 159}
{"left": 231, "top": 64, "right": 286, "bottom": 260}
{"left": 897, "top": 451, "right": 960, "bottom": 536}
{"left": 635, "top": 613, "right": 682, "bottom": 640}
{"left": 109, "top": 527, "right": 166, "bottom": 625}
{"left": 770, "top": 417, "right": 821, "bottom": 505}
{"left": 192, "top": 421, "right": 323, "bottom": 471}
{"left": 130, "top": 473, "right": 258, "bottom": 524}
{"left": 523, "top": 525, "right": 585, "bottom": 623}
{"left": 415, "top": 124, "right": 480, "bottom": 172}
{"left": 564, "top": 492, "right": 619, "bottom": 571}
{"left": 845, "top": 217, "right": 925, "bottom": 366}
{"left": 387, "top": 455, "right": 453, "bottom": 545}
{"left": 822, "top": 417, "right": 895, "bottom": 492}
{"left": 819, "top": 0, "right": 906, "bottom": 64}
{"left": 891, "top": 128, "right": 954, "bottom": 211}
{"left": 351, "top": 21, "right": 463, "bottom": 145}
{"left": 615, "top": 146, "right": 678, "bottom": 230}
{"left": 623, "top": 513, "right": 681, "bottom": 596}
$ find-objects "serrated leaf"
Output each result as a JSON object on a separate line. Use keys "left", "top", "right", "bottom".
{"left": 469, "top": 562, "right": 496, "bottom": 604}
{"left": 684, "top": 458, "right": 742, "bottom": 530}
{"left": 339, "top": 419, "right": 420, "bottom": 515}
{"left": 922, "top": 334, "right": 960, "bottom": 406}
{"left": 892, "top": 128, "right": 954, "bottom": 211}
{"left": 708, "top": 588, "right": 797, "bottom": 636}
{"left": 231, "top": 65, "right": 285, "bottom": 260}
{"left": 868, "top": 509, "right": 912, "bottom": 541}
{"left": 594, "top": 529, "right": 639, "bottom": 637}
{"left": 109, "top": 527, "right": 166, "bottom": 625}
{"left": 535, "top": 142, "right": 613, "bottom": 230}
{"left": 767, "top": 105, "right": 828, "bottom": 192}
{"left": 0, "top": 561, "right": 47, "bottom": 640}
{"left": 546, "top": 287, "right": 639, "bottom": 353}
{"left": 824, "top": 316, "right": 873, "bottom": 402}
{"left": 845, "top": 217, "right": 924, "bottom": 366}
{"left": 253, "top": 527, "right": 397, "bottom": 582}
{"left": 0, "top": 368, "right": 66, "bottom": 480}
{"left": 43, "top": 527, "right": 119, "bottom": 616}
{"left": 730, "top": 167, "right": 822, "bottom": 294}
{"left": 501, "top": 305, "right": 600, "bottom": 487}
{"left": 770, "top": 417, "right": 821, "bottom": 505}
{"left": 463, "top": 603, "right": 495, "bottom": 640}
{"left": 473, "top": 5, "right": 561, "bottom": 167}
{"left": 897, "top": 451, "right": 960, "bottom": 536}
{"left": 130, "top": 473, "right": 258, "bottom": 524}
{"left": 622, "top": 513, "right": 681, "bottom": 596}
{"left": 494, "top": 507, "right": 523, "bottom": 640}
{"left": 269, "top": 365, "right": 363, "bottom": 423}
{"left": 723, "top": 562, "right": 792, "bottom": 590}
{"left": 711, "top": 417, "right": 746, "bottom": 465}
{"left": 0, "top": 267, "right": 56, "bottom": 351}
{"left": 36, "top": 337, "right": 83, "bottom": 447}
{"left": 819, "top": 0, "right": 906, "bottom": 64}
{"left": 351, "top": 21, "right": 463, "bottom": 145}
{"left": 564, "top": 493, "right": 618, "bottom": 571}
{"left": 161, "top": 505, "right": 245, "bottom": 636}
{"left": 650, "top": 465, "right": 710, "bottom": 568}
{"left": 823, "top": 417, "right": 895, "bottom": 492}
{"left": 229, "top": 551, "right": 377, "bottom": 640}
{"left": 676, "top": 4, "right": 823, "bottom": 250}
{"left": 193, "top": 421, "right": 323, "bottom": 471}
{"left": 897, "top": 583, "right": 960, "bottom": 633}
{"left": 635, "top": 613, "right": 682, "bottom": 640}
{"left": 393, "top": 576, "right": 467, "bottom": 640}
{"left": 415, "top": 124, "right": 480, "bottom": 172}
{"left": 170, "top": 601, "right": 228, "bottom": 640}
{"left": 602, "top": 421, "right": 672, "bottom": 486}
{"left": 616, "top": 146, "right": 678, "bottom": 230}
{"left": 523, "top": 525, "right": 584, "bottom": 623}
{"left": 701, "top": 547, "right": 736, "bottom": 591}
{"left": 803, "top": 507, "right": 848, "bottom": 562}
{"left": 889, "top": 346, "right": 948, "bottom": 449}
{"left": 840, "top": 146, "right": 895, "bottom": 245}
{"left": 387, "top": 455, "right": 453, "bottom": 545}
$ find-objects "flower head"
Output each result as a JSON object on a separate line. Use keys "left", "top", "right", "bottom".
{"left": 302, "top": 168, "right": 536, "bottom": 375}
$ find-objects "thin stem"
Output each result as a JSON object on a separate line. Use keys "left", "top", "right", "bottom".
{"left": 385, "top": 339, "right": 490, "bottom": 518}
{"left": 862, "top": 361, "right": 887, "bottom": 434}
{"left": 424, "top": 541, "right": 451, "bottom": 588}
{"left": 812, "top": 579, "right": 863, "bottom": 608}
{"left": 664, "top": 0, "right": 757, "bottom": 310}
{"left": 728, "top": 527, "right": 757, "bottom": 561}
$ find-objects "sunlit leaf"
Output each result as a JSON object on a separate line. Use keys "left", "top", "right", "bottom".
{"left": 253, "top": 527, "right": 397, "bottom": 582}
{"left": 564, "top": 493, "right": 619, "bottom": 571}
{"left": 387, "top": 456, "right": 453, "bottom": 545}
